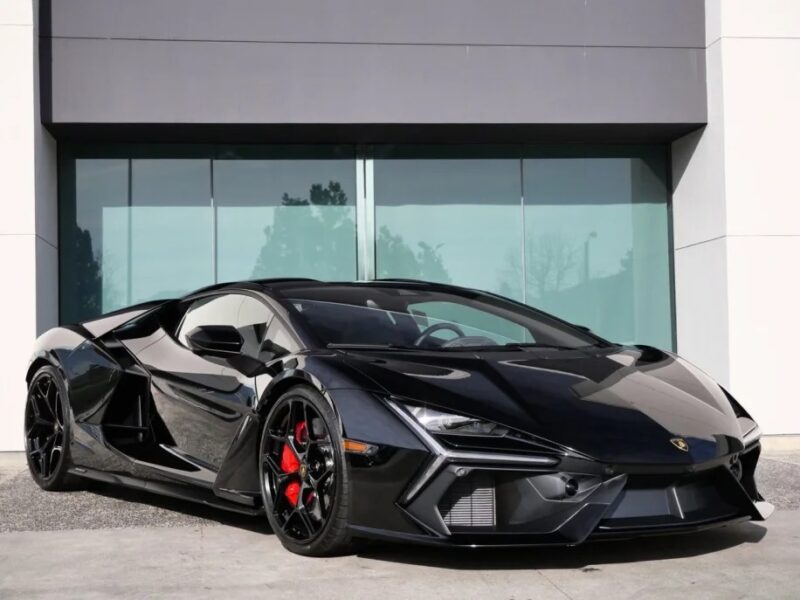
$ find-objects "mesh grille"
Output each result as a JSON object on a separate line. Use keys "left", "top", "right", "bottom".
{"left": 438, "top": 473, "right": 495, "bottom": 529}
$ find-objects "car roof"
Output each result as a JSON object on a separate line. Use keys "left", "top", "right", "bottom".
{"left": 258, "top": 278, "right": 470, "bottom": 293}
{"left": 186, "top": 278, "right": 498, "bottom": 305}
{"left": 185, "top": 278, "right": 465, "bottom": 293}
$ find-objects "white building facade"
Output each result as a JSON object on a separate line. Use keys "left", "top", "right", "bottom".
{"left": 1, "top": 0, "right": 798, "bottom": 450}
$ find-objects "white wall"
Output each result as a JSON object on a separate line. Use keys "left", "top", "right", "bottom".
{"left": 673, "top": 0, "right": 800, "bottom": 434}
{"left": 0, "top": 0, "right": 58, "bottom": 451}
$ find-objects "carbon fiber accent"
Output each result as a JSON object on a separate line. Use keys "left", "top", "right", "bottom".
{"left": 438, "top": 473, "right": 495, "bottom": 529}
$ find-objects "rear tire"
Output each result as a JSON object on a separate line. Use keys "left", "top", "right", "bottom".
{"left": 24, "top": 365, "right": 80, "bottom": 491}
{"left": 259, "top": 385, "right": 354, "bottom": 556}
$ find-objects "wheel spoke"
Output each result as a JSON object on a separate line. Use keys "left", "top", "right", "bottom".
{"left": 319, "top": 487, "right": 332, "bottom": 515}
{"left": 289, "top": 400, "right": 303, "bottom": 433}
{"left": 309, "top": 416, "right": 329, "bottom": 442}
{"left": 295, "top": 505, "right": 316, "bottom": 536}
{"left": 263, "top": 455, "right": 289, "bottom": 480}
{"left": 30, "top": 388, "right": 46, "bottom": 420}
{"left": 37, "top": 434, "right": 56, "bottom": 478}
{"left": 277, "top": 510, "right": 293, "bottom": 534}
{"left": 287, "top": 433, "right": 305, "bottom": 461}
{"left": 54, "top": 394, "right": 64, "bottom": 428}
{"left": 310, "top": 467, "right": 333, "bottom": 490}
{"left": 38, "top": 380, "right": 56, "bottom": 419}
{"left": 26, "top": 416, "right": 54, "bottom": 436}
{"left": 302, "top": 402, "right": 312, "bottom": 439}
{"left": 309, "top": 437, "right": 332, "bottom": 449}
{"left": 48, "top": 443, "right": 62, "bottom": 475}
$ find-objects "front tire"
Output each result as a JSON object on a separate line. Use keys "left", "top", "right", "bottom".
{"left": 24, "top": 365, "right": 79, "bottom": 491}
{"left": 259, "top": 385, "right": 353, "bottom": 556}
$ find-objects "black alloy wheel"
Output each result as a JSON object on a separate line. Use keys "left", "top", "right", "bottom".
{"left": 259, "top": 386, "right": 352, "bottom": 556}
{"left": 25, "top": 366, "right": 77, "bottom": 490}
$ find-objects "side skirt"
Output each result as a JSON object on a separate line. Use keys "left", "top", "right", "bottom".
{"left": 69, "top": 466, "right": 264, "bottom": 517}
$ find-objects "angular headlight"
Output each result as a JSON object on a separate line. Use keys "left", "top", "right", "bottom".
{"left": 400, "top": 403, "right": 508, "bottom": 436}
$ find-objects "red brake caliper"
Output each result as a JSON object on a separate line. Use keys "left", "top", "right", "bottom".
{"left": 279, "top": 420, "right": 307, "bottom": 506}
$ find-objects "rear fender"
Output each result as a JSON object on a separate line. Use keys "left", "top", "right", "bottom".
{"left": 26, "top": 326, "right": 93, "bottom": 384}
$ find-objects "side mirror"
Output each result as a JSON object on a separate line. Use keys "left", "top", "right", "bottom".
{"left": 185, "top": 325, "right": 243, "bottom": 356}
{"left": 260, "top": 338, "right": 289, "bottom": 362}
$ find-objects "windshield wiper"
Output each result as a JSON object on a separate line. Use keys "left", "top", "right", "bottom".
{"left": 438, "top": 342, "right": 577, "bottom": 352}
{"left": 326, "top": 343, "right": 413, "bottom": 350}
{"left": 503, "top": 342, "right": 575, "bottom": 350}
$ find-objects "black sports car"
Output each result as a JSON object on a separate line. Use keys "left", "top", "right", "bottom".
{"left": 25, "top": 279, "right": 772, "bottom": 555}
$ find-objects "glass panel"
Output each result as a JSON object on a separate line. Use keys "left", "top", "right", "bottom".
{"left": 374, "top": 150, "right": 523, "bottom": 300}
{"left": 523, "top": 148, "right": 671, "bottom": 348}
{"left": 406, "top": 301, "right": 533, "bottom": 345}
{"left": 63, "top": 159, "right": 129, "bottom": 322}
{"left": 214, "top": 155, "right": 357, "bottom": 282}
{"left": 128, "top": 159, "right": 212, "bottom": 303}
{"left": 59, "top": 144, "right": 673, "bottom": 351}
{"left": 286, "top": 284, "right": 597, "bottom": 349}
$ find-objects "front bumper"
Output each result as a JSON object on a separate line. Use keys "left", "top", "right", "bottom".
{"left": 364, "top": 401, "right": 773, "bottom": 547}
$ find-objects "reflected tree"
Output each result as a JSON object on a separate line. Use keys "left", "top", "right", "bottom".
{"left": 251, "top": 182, "right": 355, "bottom": 280}
{"left": 66, "top": 224, "right": 102, "bottom": 321}
{"left": 500, "top": 236, "right": 636, "bottom": 343}
{"left": 499, "top": 233, "right": 578, "bottom": 300}
{"left": 376, "top": 226, "right": 451, "bottom": 283}
{"left": 527, "top": 234, "right": 579, "bottom": 297}
{"left": 251, "top": 182, "right": 451, "bottom": 283}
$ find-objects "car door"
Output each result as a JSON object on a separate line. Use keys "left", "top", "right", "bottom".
{"left": 134, "top": 292, "right": 275, "bottom": 481}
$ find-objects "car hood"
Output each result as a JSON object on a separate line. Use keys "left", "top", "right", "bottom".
{"left": 342, "top": 345, "right": 745, "bottom": 465}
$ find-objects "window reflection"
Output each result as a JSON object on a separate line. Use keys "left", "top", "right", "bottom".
{"left": 374, "top": 155, "right": 522, "bottom": 299}
{"left": 65, "top": 159, "right": 127, "bottom": 322}
{"left": 130, "top": 159, "right": 213, "bottom": 304}
{"left": 214, "top": 158, "right": 356, "bottom": 282}
{"left": 60, "top": 145, "right": 673, "bottom": 350}
{"left": 523, "top": 152, "right": 671, "bottom": 347}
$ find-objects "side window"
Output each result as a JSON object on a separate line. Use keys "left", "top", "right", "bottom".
{"left": 177, "top": 294, "right": 244, "bottom": 346}
{"left": 237, "top": 296, "right": 274, "bottom": 358}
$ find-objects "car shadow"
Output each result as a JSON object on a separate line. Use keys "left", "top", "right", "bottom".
{"left": 356, "top": 522, "right": 768, "bottom": 570}
{"left": 71, "top": 480, "right": 769, "bottom": 569}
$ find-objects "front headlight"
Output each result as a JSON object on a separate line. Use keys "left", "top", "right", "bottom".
{"left": 400, "top": 403, "right": 508, "bottom": 436}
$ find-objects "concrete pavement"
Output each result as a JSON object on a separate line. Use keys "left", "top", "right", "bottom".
{"left": 1, "top": 450, "right": 798, "bottom": 599}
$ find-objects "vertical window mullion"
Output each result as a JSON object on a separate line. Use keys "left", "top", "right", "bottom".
{"left": 210, "top": 158, "right": 217, "bottom": 284}
{"left": 520, "top": 156, "right": 527, "bottom": 305}
{"left": 355, "top": 148, "right": 376, "bottom": 280}
{"left": 126, "top": 158, "right": 133, "bottom": 306}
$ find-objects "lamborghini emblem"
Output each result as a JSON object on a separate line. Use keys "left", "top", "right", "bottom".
{"left": 670, "top": 437, "right": 689, "bottom": 452}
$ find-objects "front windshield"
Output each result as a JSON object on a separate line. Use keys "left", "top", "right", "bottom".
{"left": 286, "top": 284, "right": 605, "bottom": 350}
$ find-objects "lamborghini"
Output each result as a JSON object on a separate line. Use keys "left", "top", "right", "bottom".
{"left": 24, "top": 279, "right": 772, "bottom": 555}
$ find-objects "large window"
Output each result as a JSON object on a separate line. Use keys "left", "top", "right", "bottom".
{"left": 59, "top": 145, "right": 357, "bottom": 325}
{"left": 60, "top": 144, "right": 673, "bottom": 349}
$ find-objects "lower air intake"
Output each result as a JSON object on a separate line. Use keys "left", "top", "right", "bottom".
{"left": 438, "top": 473, "right": 495, "bottom": 529}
